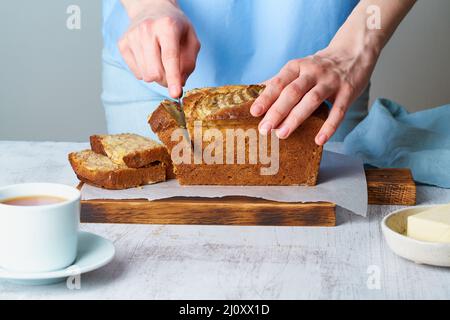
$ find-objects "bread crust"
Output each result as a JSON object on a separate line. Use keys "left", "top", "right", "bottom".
{"left": 149, "top": 103, "right": 191, "bottom": 152}
{"left": 68, "top": 151, "right": 166, "bottom": 190}
{"left": 89, "top": 135, "right": 108, "bottom": 156}
{"left": 183, "top": 85, "right": 265, "bottom": 122}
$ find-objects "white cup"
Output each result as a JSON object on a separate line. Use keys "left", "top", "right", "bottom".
{"left": 0, "top": 183, "right": 80, "bottom": 273}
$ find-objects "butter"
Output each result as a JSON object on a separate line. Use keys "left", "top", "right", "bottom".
{"left": 407, "top": 204, "right": 450, "bottom": 243}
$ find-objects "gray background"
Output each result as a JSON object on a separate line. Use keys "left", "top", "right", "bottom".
{"left": 1, "top": 0, "right": 449, "bottom": 142}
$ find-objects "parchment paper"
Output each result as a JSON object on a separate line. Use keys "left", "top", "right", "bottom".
{"left": 81, "top": 151, "right": 368, "bottom": 216}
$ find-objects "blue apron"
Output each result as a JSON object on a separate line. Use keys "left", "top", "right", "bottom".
{"left": 102, "top": 0, "right": 365, "bottom": 140}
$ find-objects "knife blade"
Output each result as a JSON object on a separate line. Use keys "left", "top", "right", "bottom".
{"left": 177, "top": 88, "right": 184, "bottom": 108}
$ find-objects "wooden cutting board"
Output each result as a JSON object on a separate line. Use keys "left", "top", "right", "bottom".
{"left": 79, "top": 168, "right": 415, "bottom": 227}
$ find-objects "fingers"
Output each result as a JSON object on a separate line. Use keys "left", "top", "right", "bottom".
{"left": 141, "top": 23, "right": 165, "bottom": 84}
{"left": 118, "top": 17, "right": 201, "bottom": 98}
{"left": 315, "top": 105, "right": 345, "bottom": 146}
{"left": 118, "top": 41, "right": 141, "bottom": 80}
{"left": 179, "top": 28, "right": 201, "bottom": 85}
{"left": 158, "top": 27, "right": 182, "bottom": 98}
{"left": 276, "top": 84, "right": 334, "bottom": 139}
{"left": 119, "top": 23, "right": 160, "bottom": 83}
{"left": 258, "top": 76, "right": 315, "bottom": 135}
{"left": 253, "top": 53, "right": 361, "bottom": 142}
{"left": 127, "top": 31, "right": 148, "bottom": 81}
{"left": 315, "top": 87, "right": 353, "bottom": 145}
{"left": 250, "top": 62, "right": 300, "bottom": 118}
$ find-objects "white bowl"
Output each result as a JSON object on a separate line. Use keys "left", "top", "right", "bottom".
{"left": 381, "top": 205, "right": 450, "bottom": 267}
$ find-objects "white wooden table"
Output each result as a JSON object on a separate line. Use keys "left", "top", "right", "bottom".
{"left": 0, "top": 141, "right": 449, "bottom": 300}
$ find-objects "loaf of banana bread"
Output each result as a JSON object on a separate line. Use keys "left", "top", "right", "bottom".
{"left": 149, "top": 85, "right": 328, "bottom": 186}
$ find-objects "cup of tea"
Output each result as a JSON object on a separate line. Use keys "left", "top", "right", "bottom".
{"left": 0, "top": 183, "right": 80, "bottom": 273}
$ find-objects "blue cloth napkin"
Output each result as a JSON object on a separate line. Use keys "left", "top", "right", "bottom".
{"left": 343, "top": 98, "right": 450, "bottom": 188}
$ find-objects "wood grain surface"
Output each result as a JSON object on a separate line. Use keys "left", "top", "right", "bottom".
{"left": 79, "top": 168, "right": 416, "bottom": 227}
{"left": 81, "top": 197, "right": 336, "bottom": 226}
{"left": 366, "top": 168, "right": 416, "bottom": 205}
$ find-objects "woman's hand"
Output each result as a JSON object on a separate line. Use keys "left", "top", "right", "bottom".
{"left": 250, "top": 0, "right": 416, "bottom": 145}
{"left": 251, "top": 46, "right": 378, "bottom": 145}
{"left": 119, "top": 0, "right": 201, "bottom": 98}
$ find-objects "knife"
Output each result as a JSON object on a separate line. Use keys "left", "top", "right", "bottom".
{"left": 176, "top": 89, "right": 188, "bottom": 131}
{"left": 177, "top": 88, "right": 184, "bottom": 108}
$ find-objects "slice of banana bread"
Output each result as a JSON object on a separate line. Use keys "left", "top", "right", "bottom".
{"left": 148, "top": 85, "right": 328, "bottom": 186}
{"left": 90, "top": 133, "right": 175, "bottom": 179}
{"left": 68, "top": 150, "right": 166, "bottom": 190}
{"left": 90, "top": 133, "right": 168, "bottom": 167}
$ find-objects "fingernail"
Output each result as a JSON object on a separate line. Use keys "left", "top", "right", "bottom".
{"left": 251, "top": 104, "right": 262, "bottom": 116}
{"left": 259, "top": 122, "right": 272, "bottom": 135}
{"left": 316, "top": 133, "right": 327, "bottom": 146}
{"left": 169, "top": 85, "right": 180, "bottom": 98}
{"left": 276, "top": 126, "right": 290, "bottom": 139}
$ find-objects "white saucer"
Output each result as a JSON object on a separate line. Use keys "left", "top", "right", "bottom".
{"left": 0, "top": 231, "right": 115, "bottom": 285}
{"left": 382, "top": 205, "right": 450, "bottom": 267}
